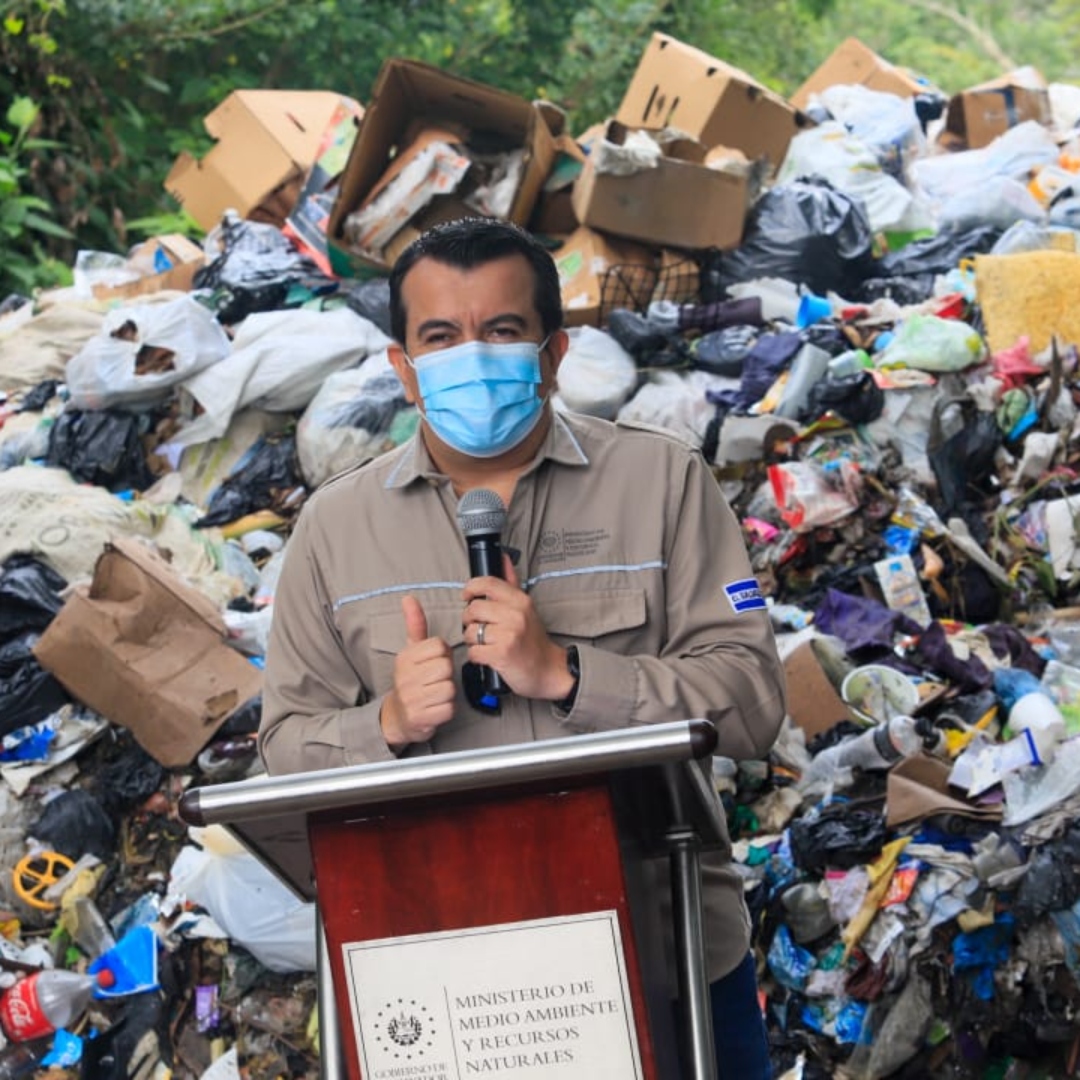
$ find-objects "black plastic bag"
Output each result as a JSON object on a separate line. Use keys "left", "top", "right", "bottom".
{"left": 927, "top": 396, "right": 1001, "bottom": 518}
{"left": 790, "top": 807, "right": 888, "bottom": 873}
{"left": 343, "top": 278, "right": 393, "bottom": 338}
{"left": 196, "top": 433, "right": 303, "bottom": 528}
{"left": 30, "top": 788, "right": 115, "bottom": 861}
{"left": 93, "top": 742, "right": 166, "bottom": 820}
{"left": 46, "top": 409, "right": 155, "bottom": 492}
{"left": 17, "top": 379, "right": 61, "bottom": 412}
{"left": 0, "top": 632, "right": 70, "bottom": 736}
{"left": 605, "top": 309, "right": 688, "bottom": 367}
{"left": 0, "top": 555, "right": 67, "bottom": 644}
{"left": 195, "top": 213, "right": 336, "bottom": 324}
{"left": 860, "top": 224, "right": 1002, "bottom": 304}
{"left": 691, "top": 325, "right": 758, "bottom": 377}
{"left": 712, "top": 178, "right": 875, "bottom": 298}
{"left": 803, "top": 371, "right": 885, "bottom": 425}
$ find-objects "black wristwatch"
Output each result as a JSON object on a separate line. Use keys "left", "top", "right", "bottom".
{"left": 557, "top": 646, "right": 580, "bottom": 711}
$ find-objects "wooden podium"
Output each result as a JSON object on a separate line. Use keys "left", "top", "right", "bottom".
{"left": 180, "top": 720, "right": 726, "bottom": 1080}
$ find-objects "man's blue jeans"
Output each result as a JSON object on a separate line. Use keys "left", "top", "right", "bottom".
{"left": 709, "top": 951, "right": 772, "bottom": 1079}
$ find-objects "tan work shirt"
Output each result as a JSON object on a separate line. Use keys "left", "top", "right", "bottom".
{"left": 260, "top": 410, "right": 786, "bottom": 980}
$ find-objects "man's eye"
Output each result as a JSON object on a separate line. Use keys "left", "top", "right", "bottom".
{"left": 487, "top": 326, "right": 521, "bottom": 340}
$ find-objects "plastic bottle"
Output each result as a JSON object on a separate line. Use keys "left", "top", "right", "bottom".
{"left": 809, "top": 715, "right": 925, "bottom": 782}
{"left": 827, "top": 348, "right": 872, "bottom": 378}
{"left": 0, "top": 968, "right": 114, "bottom": 1042}
{"left": 0, "top": 1038, "right": 50, "bottom": 1079}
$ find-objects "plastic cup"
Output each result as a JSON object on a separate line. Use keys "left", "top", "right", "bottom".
{"left": 796, "top": 293, "right": 833, "bottom": 329}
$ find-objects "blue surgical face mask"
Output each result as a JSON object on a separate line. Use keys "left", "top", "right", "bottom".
{"left": 407, "top": 338, "right": 548, "bottom": 458}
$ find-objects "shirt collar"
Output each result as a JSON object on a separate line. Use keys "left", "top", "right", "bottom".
{"left": 383, "top": 410, "right": 591, "bottom": 491}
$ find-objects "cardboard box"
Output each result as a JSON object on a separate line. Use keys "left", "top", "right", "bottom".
{"left": 571, "top": 122, "right": 752, "bottom": 251}
{"left": 553, "top": 226, "right": 656, "bottom": 328}
{"left": 91, "top": 235, "right": 205, "bottom": 301}
{"left": 282, "top": 96, "right": 366, "bottom": 276}
{"left": 791, "top": 37, "right": 931, "bottom": 110}
{"left": 944, "top": 67, "right": 1053, "bottom": 149}
{"left": 783, "top": 640, "right": 854, "bottom": 739}
{"left": 33, "top": 538, "right": 262, "bottom": 768}
{"left": 327, "top": 58, "right": 557, "bottom": 275}
{"left": 529, "top": 133, "right": 587, "bottom": 236}
{"left": 616, "top": 33, "right": 808, "bottom": 172}
{"left": 165, "top": 90, "right": 358, "bottom": 231}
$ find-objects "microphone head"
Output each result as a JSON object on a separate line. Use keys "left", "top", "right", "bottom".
{"left": 457, "top": 488, "right": 507, "bottom": 537}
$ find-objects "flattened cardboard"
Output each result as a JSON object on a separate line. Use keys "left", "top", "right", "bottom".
{"left": 570, "top": 122, "right": 751, "bottom": 250}
{"left": 944, "top": 67, "right": 1053, "bottom": 149}
{"left": 166, "top": 90, "right": 355, "bottom": 231}
{"left": 554, "top": 226, "right": 656, "bottom": 328}
{"left": 327, "top": 58, "right": 556, "bottom": 275}
{"left": 783, "top": 640, "right": 853, "bottom": 739}
{"left": 91, "top": 235, "right": 205, "bottom": 302}
{"left": 616, "top": 32, "right": 807, "bottom": 172}
{"left": 791, "top": 37, "right": 930, "bottom": 110}
{"left": 33, "top": 538, "right": 262, "bottom": 768}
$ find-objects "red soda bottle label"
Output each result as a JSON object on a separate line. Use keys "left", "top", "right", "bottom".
{"left": 0, "top": 977, "right": 53, "bottom": 1042}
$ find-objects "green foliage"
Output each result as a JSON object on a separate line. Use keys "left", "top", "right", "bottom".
{"left": 2, "top": 0, "right": 1080, "bottom": 292}
{"left": 0, "top": 95, "right": 73, "bottom": 297}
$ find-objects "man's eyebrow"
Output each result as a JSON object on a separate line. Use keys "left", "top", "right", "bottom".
{"left": 416, "top": 318, "right": 461, "bottom": 337}
{"left": 480, "top": 313, "right": 529, "bottom": 331}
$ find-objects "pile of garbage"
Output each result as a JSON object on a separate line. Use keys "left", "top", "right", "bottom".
{"left": 5, "top": 27, "right": 1080, "bottom": 1079}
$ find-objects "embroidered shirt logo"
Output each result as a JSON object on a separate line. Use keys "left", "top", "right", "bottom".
{"left": 725, "top": 578, "right": 766, "bottom": 613}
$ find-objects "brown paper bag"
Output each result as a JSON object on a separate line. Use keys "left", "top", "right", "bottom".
{"left": 34, "top": 537, "right": 262, "bottom": 767}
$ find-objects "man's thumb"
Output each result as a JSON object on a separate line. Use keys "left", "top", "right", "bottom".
{"left": 402, "top": 595, "right": 429, "bottom": 645}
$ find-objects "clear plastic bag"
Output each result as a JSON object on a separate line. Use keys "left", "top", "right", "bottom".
{"left": 169, "top": 825, "right": 316, "bottom": 973}
{"left": 556, "top": 326, "right": 638, "bottom": 419}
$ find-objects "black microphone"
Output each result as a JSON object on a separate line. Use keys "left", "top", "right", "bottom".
{"left": 457, "top": 488, "right": 509, "bottom": 698}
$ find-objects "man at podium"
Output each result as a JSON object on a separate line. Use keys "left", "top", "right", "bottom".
{"left": 259, "top": 218, "right": 787, "bottom": 1078}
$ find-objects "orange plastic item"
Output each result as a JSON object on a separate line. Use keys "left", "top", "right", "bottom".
{"left": 13, "top": 853, "right": 75, "bottom": 911}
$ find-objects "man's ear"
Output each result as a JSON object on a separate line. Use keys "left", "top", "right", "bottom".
{"left": 542, "top": 329, "right": 570, "bottom": 394}
{"left": 388, "top": 342, "right": 418, "bottom": 405}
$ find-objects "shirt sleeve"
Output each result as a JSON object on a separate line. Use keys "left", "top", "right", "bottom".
{"left": 258, "top": 505, "right": 395, "bottom": 775}
{"left": 557, "top": 445, "right": 787, "bottom": 761}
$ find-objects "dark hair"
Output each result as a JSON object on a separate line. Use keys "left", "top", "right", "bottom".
{"left": 388, "top": 217, "right": 563, "bottom": 344}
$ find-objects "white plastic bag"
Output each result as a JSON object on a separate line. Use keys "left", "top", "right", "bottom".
{"left": 169, "top": 826, "right": 316, "bottom": 973}
{"left": 66, "top": 295, "right": 230, "bottom": 411}
{"left": 615, "top": 370, "right": 728, "bottom": 447}
{"left": 295, "top": 351, "right": 416, "bottom": 488}
{"left": 778, "top": 121, "right": 914, "bottom": 233}
{"left": 172, "top": 307, "right": 391, "bottom": 448}
{"left": 816, "top": 85, "right": 926, "bottom": 182}
{"left": 556, "top": 326, "right": 638, "bottom": 419}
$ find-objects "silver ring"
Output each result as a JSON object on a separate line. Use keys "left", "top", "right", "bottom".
{"left": 476, "top": 622, "right": 486, "bottom": 646}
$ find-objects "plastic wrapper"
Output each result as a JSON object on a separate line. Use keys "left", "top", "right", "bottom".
{"left": 196, "top": 212, "right": 323, "bottom": 293}
{"left": 65, "top": 296, "right": 230, "bottom": 411}
{"left": 556, "top": 326, "right": 638, "bottom": 420}
{"left": 768, "top": 459, "right": 861, "bottom": 532}
{"left": 713, "top": 178, "right": 875, "bottom": 298}
{"left": 342, "top": 277, "right": 392, "bottom": 338}
{"left": 767, "top": 924, "right": 815, "bottom": 992}
{"left": 296, "top": 355, "right": 415, "bottom": 489}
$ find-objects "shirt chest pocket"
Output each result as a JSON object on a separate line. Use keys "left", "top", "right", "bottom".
{"left": 533, "top": 587, "right": 652, "bottom": 653}
{"left": 360, "top": 602, "right": 466, "bottom": 696}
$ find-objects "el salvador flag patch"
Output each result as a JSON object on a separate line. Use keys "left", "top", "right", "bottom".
{"left": 725, "top": 578, "right": 766, "bottom": 614}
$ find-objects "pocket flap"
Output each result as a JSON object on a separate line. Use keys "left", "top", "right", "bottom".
{"left": 369, "top": 603, "right": 465, "bottom": 654}
{"left": 536, "top": 588, "right": 647, "bottom": 638}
